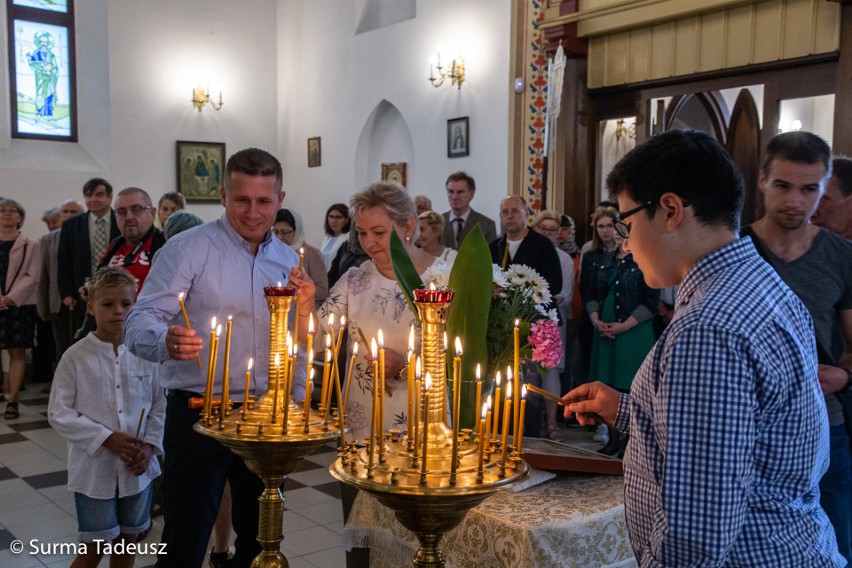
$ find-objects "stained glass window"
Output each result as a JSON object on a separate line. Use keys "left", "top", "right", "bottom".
{"left": 7, "top": 0, "right": 76, "bottom": 141}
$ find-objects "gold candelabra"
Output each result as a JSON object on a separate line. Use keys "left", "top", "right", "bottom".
{"left": 330, "top": 288, "right": 529, "bottom": 568}
{"left": 194, "top": 285, "right": 343, "bottom": 568}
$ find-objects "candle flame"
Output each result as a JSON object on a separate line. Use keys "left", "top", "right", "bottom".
{"left": 328, "top": 313, "right": 334, "bottom": 327}
{"left": 507, "top": 366, "right": 513, "bottom": 380}
{"left": 481, "top": 402, "right": 488, "bottom": 419}
{"left": 274, "top": 353, "right": 280, "bottom": 366}
{"left": 415, "top": 357, "right": 421, "bottom": 379}
{"left": 408, "top": 325, "right": 415, "bottom": 352}
{"left": 514, "top": 319, "right": 519, "bottom": 327}
{"left": 227, "top": 315, "right": 232, "bottom": 322}
{"left": 495, "top": 370, "right": 501, "bottom": 386}
{"left": 178, "top": 291, "right": 185, "bottom": 300}
{"left": 522, "top": 385, "right": 528, "bottom": 399}
{"left": 371, "top": 337, "right": 378, "bottom": 358}
{"left": 443, "top": 332, "right": 448, "bottom": 351}
{"left": 353, "top": 342, "right": 359, "bottom": 355}
{"left": 309, "top": 367, "right": 315, "bottom": 379}
{"left": 308, "top": 349, "right": 313, "bottom": 363}
{"left": 326, "top": 349, "right": 331, "bottom": 363}
{"left": 292, "top": 343, "right": 298, "bottom": 357}
{"left": 454, "top": 336, "right": 462, "bottom": 357}
{"left": 425, "top": 373, "right": 432, "bottom": 392}
{"left": 215, "top": 324, "right": 222, "bottom": 337}
{"left": 248, "top": 357, "right": 254, "bottom": 370}
{"left": 487, "top": 394, "right": 492, "bottom": 410}
{"left": 476, "top": 363, "right": 481, "bottom": 380}
{"left": 340, "top": 316, "right": 346, "bottom": 327}
{"left": 211, "top": 316, "right": 217, "bottom": 330}
{"left": 378, "top": 329, "right": 384, "bottom": 348}
{"left": 326, "top": 333, "right": 331, "bottom": 348}
{"left": 277, "top": 281, "right": 282, "bottom": 287}
{"left": 299, "top": 247, "right": 304, "bottom": 256}
{"left": 308, "top": 313, "right": 314, "bottom": 333}
{"left": 286, "top": 333, "right": 292, "bottom": 350}
{"left": 430, "top": 282, "right": 436, "bottom": 290}
{"left": 506, "top": 382, "right": 512, "bottom": 399}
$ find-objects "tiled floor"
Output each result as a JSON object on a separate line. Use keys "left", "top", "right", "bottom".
{"left": 0, "top": 386, "right": 346, "bottom": 568}
{"left": 1, "top": 384, "right": 600, "bottom": 567}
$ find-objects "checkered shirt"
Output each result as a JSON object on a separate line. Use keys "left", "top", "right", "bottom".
{"left": 613, "top": 237, "right": 844, "bottom": 567}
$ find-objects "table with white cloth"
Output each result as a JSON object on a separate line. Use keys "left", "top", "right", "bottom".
{"left": 342, "top": 473, "right": 637, "bottom": 568}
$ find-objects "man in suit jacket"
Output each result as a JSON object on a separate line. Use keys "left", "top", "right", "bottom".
{"left": 57, "top": 178, "right": 119, "bottom": 331}
{"left": 441, "top": 171, "right": 497, "bottom": 249}
{"left": 489, "top": 195, "right": 562, "bottom": 439}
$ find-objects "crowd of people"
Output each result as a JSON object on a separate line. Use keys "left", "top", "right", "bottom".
{"left": 0, "top": 132, "right": 849, "bottom": 567}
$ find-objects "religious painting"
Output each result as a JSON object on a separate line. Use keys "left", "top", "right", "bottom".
{"left": 308, "top": 137, "right": 321, "bottom": 167}
{"left": 447, "top": 116, "right": 469, "bottom": 158}
{"left": 176, "top": 141, "right": 226, "bottom": 203}
{"left": 381, "top": 162, "right": 407, "bottom": 187}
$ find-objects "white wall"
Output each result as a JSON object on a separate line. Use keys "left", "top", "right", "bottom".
{"left": 2, "top": 0, "right": 513, "bottom": 244}
{"left": 276, "top": 0, "right": 512, "bottom": 245}
{"left": 3, "top": 0, "right": 279, "bottom": 239}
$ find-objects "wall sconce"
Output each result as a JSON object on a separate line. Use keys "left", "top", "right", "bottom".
{"left": 429, "top": 53, "right": 465, "bottom": 90}
{"left": 192, "top": 86, "right": 223, "bottom": 112}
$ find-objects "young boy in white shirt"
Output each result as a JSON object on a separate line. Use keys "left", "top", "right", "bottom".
{"left": 49, "top": 266, "right": 165, "bottom": 568}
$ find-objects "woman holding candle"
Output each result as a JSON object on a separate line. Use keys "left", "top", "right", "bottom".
{"left": 273, "top": 208, "right": 329, "bottom": 309}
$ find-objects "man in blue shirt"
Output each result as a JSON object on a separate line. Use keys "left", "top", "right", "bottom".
{"left": 124, "top": 148, "right": 315, "bottom": 568}
{"left": 564, "top": 130, "right": 843, "bottom": 566}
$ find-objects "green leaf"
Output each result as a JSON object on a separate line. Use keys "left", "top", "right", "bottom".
{"left": 389, "top": 228, "right": 423, "bottom": 320}
{"left": 446, "top": 225, "right": 493, "bottom": 428}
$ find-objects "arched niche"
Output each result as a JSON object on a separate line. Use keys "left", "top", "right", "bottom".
{"left": 354, "top": 99, "right": 415, "bottom": 191}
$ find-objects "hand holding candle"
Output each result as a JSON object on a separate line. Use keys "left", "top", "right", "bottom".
{"left": 177, "top": 292, "right": 202, "bottom": 367}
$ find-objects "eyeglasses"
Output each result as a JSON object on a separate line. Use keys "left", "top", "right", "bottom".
{"left": 0, "top": 207, "right": 20, "bottom": 214}
{"left": 614, "top": 199, "right": 691, "bottom": 238}
{"left": 273, "top": 227, "right": 295, "bottom": 237}
{"left": 115, "top": 205, "right": 151, "bottom": 217}
{"left": 537, "top": 225, "right": 558, "bottom": 234}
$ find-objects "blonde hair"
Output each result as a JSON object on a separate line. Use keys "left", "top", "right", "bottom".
{"left": 418, "top": 210, "right": 445, "bottom": 234}
{"left": 350, "top": 182, "right": 419, "bottom": 240}
{"left": 534, "top": 210, "right": 560, "bottom": 226}
{"left": 85, "top": 266, "right": 138, "bottom": 301}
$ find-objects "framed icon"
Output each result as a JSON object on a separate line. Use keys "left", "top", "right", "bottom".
{"left": 176, "top": 141, "right": 226, "bottom": 203}
{"left": 308, "top": 137, "right": 321, "bottom": 167}
{"left": 447, "top": 116, "right": 469, "bottom": 158}
{"left": 381, "top": 162, "right": 407, "bottom": 187}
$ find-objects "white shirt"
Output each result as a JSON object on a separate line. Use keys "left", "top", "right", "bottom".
{"left": 48, "top": 334, "right": 165, "bottom": 499}
{"left": 320, "top": 233, "right": 348, "bottom": 271}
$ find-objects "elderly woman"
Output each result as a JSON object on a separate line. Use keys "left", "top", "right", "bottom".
{"left": 320, "top": 203, "right": 351, "bottom": 271}
{"left": 0, "top": 199, "right": 41, "bottom": 419}
{"left": 273, "top": 208, "right": 329, "bottom": 309}
{"left": 417, "top": 210, "right": 457, "bottom": 263}
{"left": 156, "top": 192, "right": 186, "bottom": 228}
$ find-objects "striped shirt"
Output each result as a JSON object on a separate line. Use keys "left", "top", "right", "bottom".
{"left": 613, "top": 237, "right": 844, "bottom": 567}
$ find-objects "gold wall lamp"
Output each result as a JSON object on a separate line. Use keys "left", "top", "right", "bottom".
{"left": 192, "top": 86, "right": 223, "bottom": 112}
{"left": 429, "top": 53, "right": 465, "bottom": 90}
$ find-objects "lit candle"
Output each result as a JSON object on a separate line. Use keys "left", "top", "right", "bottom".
{"left": 211, "top": 323, "right": 222, "bottom": 416}
{"left": 272, "top": 353, "right": 281, "bottom": 424}
{"left": 517, "top": 385, "right": 528, "bottom": 456}
{"left": 474, "top": 363, "right": 482, "bottom": 425}
{"left": 501, "top": 382, "right": 513, "bottom": 469}
{"left": 492, "top": 371, "right": 502, "bottom": 443}
{"left": 203, "top": 316, "right": 217, "bottom": 420}
{"left": 306, "top": 314, "right": 314, "bottom": 368}
{"left": 414, "top": 357, "right": 421, "bottom": 450}
{"left": 282, "top": 341, "right": 293, "bottom": 432}
{"left": 477, "top": 402, "right": 487, "bottom": 480}
{"left": 219, "top": 315, "right": 233, "bottom": 427}
{"left": 298, "top": 247, "right": 305, "bottom": 270}
{"left": 513, "top": 320, "right": 520, "bottom": 443}
{"left": 451, "top": 337, "right": 462, "bottom": 481}
{"left": 368, "top": 338, "right": 379, "bottom": 473}
{"left": 378, "top": 330, "right": 386, "bottom": 462}
{"left": 242, "top": 358, "right": 253, "bottom": 421}
{"left": 303, "top": 368, "right": 313, "bottom": 432}
{"left": 320, "top": 332, "right": 331, "bottom": 417}
{"left": 484, "top": 395, "right": 492, "bottom": 452}
{"left": 177, "top": 292, "right": 202, "bottom": 368}
{"left": 342, "top": 343, "right": 358, "bottom": 412}
{"left": 420, "top": 373, "right": 432, "bottom": 484}
{"left": 407, "top": 326, "right": 416, "bottom": 448}
{"left": 330, "top": 348, "right": 346, "bottom": 449}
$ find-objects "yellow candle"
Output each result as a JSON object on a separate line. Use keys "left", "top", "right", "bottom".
{"left": 303, "top": 368, "right": 313, "bottom": 432}
{"left": 513, "top": 320, "right": 520, "bottom": 443}
{"left": 272, "top": 353, "right": 281, "bottom": 424}
{"left": 178, "top": 292, "right": 202, "bottom": 368}
{"left": 477, "top": 402, "right": 487, "bottom": 479}
{"left": 298, "top": 247, "right": 305, "bottom": 270}
{"left": 368, "top": 338, "right": 379, "bottom": 472}
{"left": 407, "top": 326, "right": 416, "bottom": 447}
{"left": 331, "top": 348, "right": 346, "bottom": 449}
{"left": 242, "top": 358, "right": 253, "bottom": 420}
{"left": 414, "top": 357, "right": 421, "bottom": 450}
{"left": 285, "top": 338, "right": 296, "bottom": 417}
{"left": 501, "top": 382, "right": 513, "bottom": 468}
{"left": 420, "top": 373, "right": 432, "bottom": 484}
{"left": 320, "top": 333, "right": 331, "bottom": 417}
{"left": 282, "top": 343, "right": 293, "bottom": 432}
{"left": 378, "top": 329, "right": 386, "bottom": 447}
{"left": 492, "top": 371, "right": 502, "bottom": 443}
{"left": 203, "top": 317, "right": 217, "bottom": 420}
{"left": 211, "top": 323, "right": 222, "bottom": 417}
{"left": 517, "top": 385, "right": 528, "bottom": 456}
{"left": 484, "top": 395, "right": 492, "bottom": 453}
{"left": 306, "top": 313, "right": 314, "bottom": 371}
{"left": 451, "top": 337, "right": 462, "bottom": 480}
{"left": 474, "top": 363, "right": 482, "bottom": 425}
{"left": 219, "top": 316, "right": 233, "bottom": 426}
{"left": 342, "top": 343, "right": 358, "bottom": 412}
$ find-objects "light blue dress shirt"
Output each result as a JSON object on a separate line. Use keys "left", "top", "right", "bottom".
{"left": 124, "top": 215, "right": 306, "bottom": 399}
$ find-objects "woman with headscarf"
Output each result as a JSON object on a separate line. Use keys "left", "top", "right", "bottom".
{"left": 273, "top": 208, "right": 329, "bottom": 309}
{"left": 0, "top": 199, "right": 41, "bottom": 419}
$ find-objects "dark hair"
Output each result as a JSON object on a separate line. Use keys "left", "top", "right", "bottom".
{"left": 275, "top": 208, "right": 296, "bottom": 228}
{"left": 606, "top": 129, "right": 744, "bottom": 231}
{"left": 0, "top": 198, "right": 25, "bottom": 229}
{"left": 831, "top": 156, "right": 852, "bottom": 198}
{"left": 224, "top": 148, "right": 283, "bottom": 193}
{"left": 83, "top": 177, "right": 113, "bottom": 198}
{"left": 760, "top": 131, "right": 831, "bottom": 175}
{"left": 324, "top": 203, "right": 350, "bottom": 236}
{"left": 445, "top": 171, "right": 476, "bottom": 193}
{"left": 158, "top": 192, "right": 186, "bottom": 209}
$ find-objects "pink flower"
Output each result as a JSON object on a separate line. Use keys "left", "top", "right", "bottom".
{"left": 528, "top": 319, "right": 563, "bottom": 368}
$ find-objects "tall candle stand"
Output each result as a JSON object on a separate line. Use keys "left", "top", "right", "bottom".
{"left": 195, "top": 286, "right": 343, "bottom": 568}
{"left": 330, "top": 288, "right": 529, "bottom": 568}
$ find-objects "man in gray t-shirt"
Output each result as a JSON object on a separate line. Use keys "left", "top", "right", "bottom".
{"left": 745, "top": 131, "right": 852, "bottom": 563}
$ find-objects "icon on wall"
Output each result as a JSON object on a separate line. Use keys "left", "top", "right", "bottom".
{"left": 447, "top": 116, "right": 469, "bottom": 158}
{"left": 381, "top": 162, "right": 407, "bottom": 187}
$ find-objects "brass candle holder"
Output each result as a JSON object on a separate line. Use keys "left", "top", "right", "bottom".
{"left": 195, "top": 285, "right": 343, "bottom": 568}
{"left": 331, "top": 288, "right": 529, "bottom": 568}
